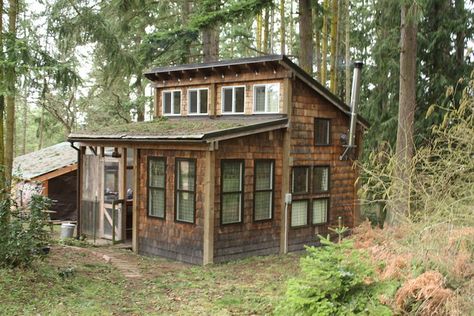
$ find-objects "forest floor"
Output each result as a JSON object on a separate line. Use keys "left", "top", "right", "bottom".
{"left": 0, "top": 243, "right": 301, "bottom": 315}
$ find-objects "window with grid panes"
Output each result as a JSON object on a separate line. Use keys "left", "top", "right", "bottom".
{"left": 292, "top": 167, "right": 309, "bottom": 194}
{"left": 175, "top": 159, "right": 195, "bottom": 223}
{"left": 254, "top": 160, "right": 274, "bottom": 221}
{"left": 221, "top": 160, "right": 244, "bottom": 224}
{"left": 291, "top": 200, "right": 308, "bottom": 227}
{"left": 312, "top": 198, "right": 328, "bottom": 224}
{"left": 313, "top": 166, "right": 329, "bottom": 193}
{"left": 314, "top": 118, "right": 330, "bottom": 145}
{"left": 148, "top": 158, "right": 166, "bottom": 218}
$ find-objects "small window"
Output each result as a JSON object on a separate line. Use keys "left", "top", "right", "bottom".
{"left": 221, "top": 160, "right": 244, "bottom": 224}
{"left": 222, "top": 86, "right": 245, "bottom": 114}
{"left": 175, "top": 159, "right": 196, "bottom": 223}
{"left": 292, "top": 167, "right": 309, "bottom": 194}
{"left": 163, "top": 90, "right": 181, "bottom": 115}
{"left": 314, "top": 118, "right": 331, "bottom": 145}
{"left": 148, "top": 157, "right": 166, "bottom": 218}
{"left": 254, "top": 160, "right": 274, "bottom": 221}
{"left": 312, "top": 198, "right": 328, "bottom": 224}
{"left": 313, "top": 166, "right": 329, "bottom": 193}
{"left": 291, "top": 200, "right": 308, "bottom": 227}
{"left": 254, "top": 83, "right": 279, "bottom": 113}
{"left": 188, "top": 88, "right": 208, "bottom": 115}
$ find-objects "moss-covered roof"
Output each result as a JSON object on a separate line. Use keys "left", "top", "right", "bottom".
{"left": 13, "top": 142, "right": 77, "bottom": 180}
{"left": 69, "top": 116, "right": 288, "bottom": 142}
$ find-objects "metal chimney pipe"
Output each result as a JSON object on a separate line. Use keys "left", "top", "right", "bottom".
{"left": 348, "top": 61, "right": 363, "bottom": 147}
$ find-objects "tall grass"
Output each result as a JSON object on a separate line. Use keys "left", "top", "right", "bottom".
{"left": 357, "top": 74, "right": 474, "bottom": 315}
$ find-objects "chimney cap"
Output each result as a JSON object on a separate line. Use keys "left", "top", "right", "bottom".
{"left": 353, "top": 61, "right": 364, "bottom": 69}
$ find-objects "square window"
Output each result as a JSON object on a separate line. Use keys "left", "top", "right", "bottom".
{"left": 291, "top": 200, "right": 308, "bottom": 227}
{"left": 312, "top": 198, "right": 328, "bottom": 224}
{"left": 314, "top": 118, "right": 330, "bottom": 145}
{"left": 254, "top": 84, "right": 279, "bottom": 113}
{"left": 222, "top": 86, "right": 245, "bottom": 114}
{"left": 188, "top": 88, "right": 208, "bottom": 115}
{"left": 313, "top": 166, "right": 329, "bottom": 193}
{"left": 292, "top": 167, "right": 309, "bottom": 194}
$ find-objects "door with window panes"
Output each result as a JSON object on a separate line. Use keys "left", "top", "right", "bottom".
{"left": 100, "top": 154, "right": 125, "bottom": 240}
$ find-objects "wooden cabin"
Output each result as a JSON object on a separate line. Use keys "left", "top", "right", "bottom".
{"left": 68, "top": 55, "right": 368, "bottom": 265}
{"left": 13, "top": 142, "right": 78, "bottom": 221}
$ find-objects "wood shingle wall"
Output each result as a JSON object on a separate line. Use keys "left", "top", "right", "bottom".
{"left": 287, "top": 78, "right": 361, "bottom": 251}
{"left": 213, "top": 130, "right": 284, "bottom": 262}
{"left": 137, "top": 148, "right": 207, "bottom": 265}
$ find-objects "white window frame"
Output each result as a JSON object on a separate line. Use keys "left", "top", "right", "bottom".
{"left": 162, "top": 89, "right": 182, "bottom": 116}
{"left": 187, "top": 88, "right": 209, "bottom": 116}
{"left": 221, "top": 86, "right": 246, "bottom": 114}
{"left": 253, "top": 83, "right": 280, "bottom": 114}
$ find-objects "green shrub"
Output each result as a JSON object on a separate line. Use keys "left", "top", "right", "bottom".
{"left": 275, "top": 236, "right": 393, "bottom": 316}
{"left": 0, "top": 195, "right": 51, "bottom": 268}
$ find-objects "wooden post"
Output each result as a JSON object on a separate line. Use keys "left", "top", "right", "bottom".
{"left": 42, "top": 180, "right": 49, "bottom": 196}
{"left": 203, "top": 148, "right": 216, "bottom": 264}
{"left": 120, "top": 148, "right": 127, "bottom": 240}
{"left": 209, "top": 83, "right": 217, "bottom": 117}
{"left": 280, "top": 78, "right": 292, "bottom": 254}
{"left": 132, "top": 148, "right": 140, "bottom": 253}
{"left": 77, "top": 146, "right": 85, "bottom": 237}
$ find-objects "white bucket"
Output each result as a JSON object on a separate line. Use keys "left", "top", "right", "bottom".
{"left": 60, "top": 223, "right": 76, "bottom": 239}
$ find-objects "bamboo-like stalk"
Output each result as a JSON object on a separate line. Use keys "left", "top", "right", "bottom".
{"left": 321, "top": 0, "right": 329, "bottom": 85}
{"left": 280, "top": 0, "right": 285, "bottom": 54}
{"left": 344, "top": 0, "right": 351, "bottom": 103}
{"left": 329, "top": 0, "right": 338, "bottom": 93}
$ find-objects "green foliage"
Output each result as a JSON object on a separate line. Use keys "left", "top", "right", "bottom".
{"left": 0, "top": 195, "right": 51, "bottom": 268}
{"left": 275, "top": 236, "right": 393, "bottom": 316}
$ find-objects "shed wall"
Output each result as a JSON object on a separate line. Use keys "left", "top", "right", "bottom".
{"left": 287, "top": 78, "right": 361, "bottom": 251}
{"left": 49, "top": 170, "right": 78, "bottom": 221}
{"left": 137, "top": 148, "right": 206, "bottom": 265}
{"left": 213, "top": 130, "right": 284, "bottom": 262}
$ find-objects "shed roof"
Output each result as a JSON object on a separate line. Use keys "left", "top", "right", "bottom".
{"left": 13, "top": 142, "right": 77, "bottom": 181}
{"left": 69, "top": 116, "right": 288, "bottom": 143}
{"left": 144, "top": 55, "right": 369, "bottom": 128}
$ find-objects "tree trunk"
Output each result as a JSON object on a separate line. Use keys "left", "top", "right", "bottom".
{"left": 329, "top": 0, "right": 338, "bottom": 93}
{"left": 289, "top": 0, "right": 294, "bottom": 56}
{"left": 314, "top": 9, "right": 321, "bottom": 80}
{"left": 321, "top": 0, "right": 329, "bottom": 84}
{"left": 388, "top": 3, "right": 418, "bottom": 225}
{"left": 256, "top": 13, "right": 262, "bottom": 52}
{"left": 5, "top": 0, "right": 18, "bottom": 188}
{"left": 263, "top": 8, "right": 269, "bottom": 53}
{"left": 202, "top": 26, "right": 219, "bottom": 62}
{"left": 455, "top": 0, "right": 465, "bottom": 66}
{"left": 0, "top": 0, "right": 5, "bottom": 177}
{"left": 181, "top": 0, "right": 192, "bottom": 63}
{"left": 344, "top": 0, "right": 351, "bottom": 103}
{"left": 280, "top": 0, "right": 285, "bottom": 54}
{"left": 22, "top": 90, "right": 27, "bottom": 155}
{"left": 298, "top": 0, "right": 313, "bottom": 73}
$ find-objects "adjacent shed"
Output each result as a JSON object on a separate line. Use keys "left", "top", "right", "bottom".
{"left": 13, "top": 142, "right": 78, "bottom": 221}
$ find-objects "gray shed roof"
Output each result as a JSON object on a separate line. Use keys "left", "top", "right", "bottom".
{"left": 13, "top": 142, "right": 77, "bottom": 180}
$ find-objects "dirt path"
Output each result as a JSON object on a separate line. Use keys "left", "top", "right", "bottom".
{"left": 64, "top": 245, "right": 142, "bottom": 279}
